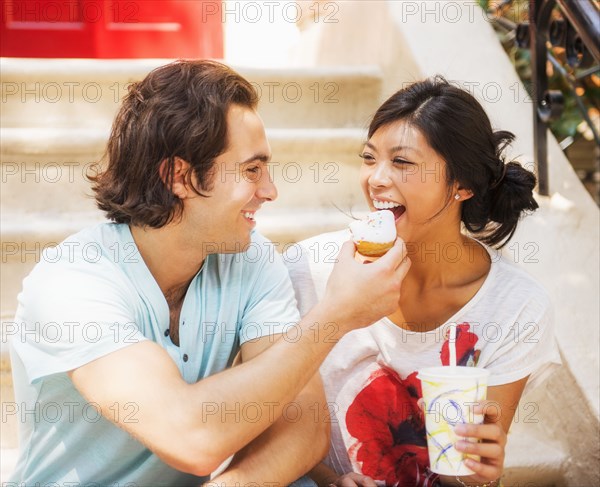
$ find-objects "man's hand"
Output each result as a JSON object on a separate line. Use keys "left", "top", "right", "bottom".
{"left": 323, "top": 238, "right": 411, "bottom": 332}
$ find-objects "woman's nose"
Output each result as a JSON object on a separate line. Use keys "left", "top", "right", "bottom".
{"left": 368, "top": 162, "right": 392, "bottom": 188}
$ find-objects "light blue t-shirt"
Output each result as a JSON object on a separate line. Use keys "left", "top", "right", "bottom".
{"left": 8, "top": 223, "right": 300, "bottom": 485}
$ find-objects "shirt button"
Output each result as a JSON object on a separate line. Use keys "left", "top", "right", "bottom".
{"left": 164, "top": 329, "right": 169, "bottom": 337}
{"left": 183, "top": 354, "right": 189, "bottom": 362}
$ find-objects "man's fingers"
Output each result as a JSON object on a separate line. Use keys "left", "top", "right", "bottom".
{"left": 377, "top": 237, "right": 407, "bottom": 268}
{"left": 396, "top": 255, "right": 411, "bottom": 280}
{"left": 338, "top": 240, "right": 358, "bottom": 262}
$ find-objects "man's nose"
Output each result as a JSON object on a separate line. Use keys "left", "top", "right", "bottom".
{"left": 257, "top": 166, "right": 277, "bottom": 201}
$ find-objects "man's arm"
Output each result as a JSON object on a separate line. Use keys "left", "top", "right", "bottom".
{"left": 208, "top": 335, "right": 330, "bottom": 485}
{"left": 69, "top": 304, "right": 332, "bottom": 476}
{"left": 69, "top": 239, "right": 410, "bottom": 476}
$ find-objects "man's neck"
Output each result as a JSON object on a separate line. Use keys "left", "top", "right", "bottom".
{"left": 129, "top": 224, "right": 206, "bottom": 299}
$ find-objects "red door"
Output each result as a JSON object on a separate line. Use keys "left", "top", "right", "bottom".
{"left": 1, "top": 0, "right": 223, "bottom": 58}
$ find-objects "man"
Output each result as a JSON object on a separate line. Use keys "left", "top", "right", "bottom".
{"left": 8, "top": 60, "right": 410, "bottom": 485}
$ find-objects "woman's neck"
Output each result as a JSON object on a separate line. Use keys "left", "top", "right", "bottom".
{"left": 404, "top": 232, "right": 491, "bottom": 290}
{"left": 388, "top": 234, "right": 491, "bottom": 332}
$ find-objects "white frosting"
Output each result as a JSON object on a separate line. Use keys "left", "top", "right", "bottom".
{"left": 349, "top": 210, "right": 397, "bottom": 244}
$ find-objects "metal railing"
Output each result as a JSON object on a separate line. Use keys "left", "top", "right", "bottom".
{"left": 525, "top": 0, "right": 600, "bottom": 195}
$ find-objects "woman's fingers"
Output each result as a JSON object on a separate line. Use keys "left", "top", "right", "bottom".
{"left": 463, "top": 457, "right": 503, "bottom": 480}
{"left": 335, "top": 478, "right": 358, "bottom": 487}
{"left": 454, "top": 422, "right": 507, "bottom": 446}
{"left": 475, "top": 400, "right": 503, "bottom": 423}
{"left": 360, "top": 476, "right": 378, "bottom": 487}
{"left": 332, "top": 473, "right": 377, "bottom": 487}
{"left": 333, "top": 480, "right": 357, "bottom": 487}
{"left": 455, "top": 439, "right": 504, "bottom": 460}
{"left": 453, "top": 417, "right": 506, "bottom": 484}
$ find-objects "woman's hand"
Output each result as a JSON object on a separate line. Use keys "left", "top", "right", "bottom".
{"left": 329, "top": 472, "right": 378, "bottom": 487}
{"left": 452, "top": 400, "right": 506, "bottom": 485}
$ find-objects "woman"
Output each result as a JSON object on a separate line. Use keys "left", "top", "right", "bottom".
{"left": 285, "top": 77, "right": 560, "bottom": 487}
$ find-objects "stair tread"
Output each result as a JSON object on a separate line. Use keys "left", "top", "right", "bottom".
{"left": 506, "top": 429, "right": 566, "bottom": 466}
{"left": 1, "top": 126, "right": 367, "bottom": 156}
{"left": 1, "top": 125, "right": 366, "bottom": 137}
{"left": 1, "top": 57, "right": 382, "bottom": 80}
{"left": 1, "top": 60, "right": 382, "bottom": 130}
{"left": 503, "top": 425, "right": 566, "bottom": 483}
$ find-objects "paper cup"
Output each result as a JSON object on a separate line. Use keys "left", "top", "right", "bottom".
{"left": 418, "top": 366, "right": 490, "bottom": 476}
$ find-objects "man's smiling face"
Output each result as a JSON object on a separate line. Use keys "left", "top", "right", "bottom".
{"left": 181, "top": 104, "right": 277, "bottom": 253}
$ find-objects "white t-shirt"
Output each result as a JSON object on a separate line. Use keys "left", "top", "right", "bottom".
{"left": 285, "top": 230, "right": 560, "bottom": 486}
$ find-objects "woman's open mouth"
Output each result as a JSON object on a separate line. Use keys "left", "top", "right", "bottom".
{"left": 372, "top": 199, "right": 406, "bottom": 221}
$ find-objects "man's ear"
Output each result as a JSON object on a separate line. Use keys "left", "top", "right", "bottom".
{"left": 158, "top": 157, "right": 191, "bottom": 199}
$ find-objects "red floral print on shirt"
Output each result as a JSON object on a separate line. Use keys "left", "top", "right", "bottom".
{"left": 344, "top": 323, "right": 481, "bottom": 485}
{"left": 440, "top": 323, "right": 481, "bottom": 366}
{"left": 346, "top": 368, "right": 440, "bottom": 487}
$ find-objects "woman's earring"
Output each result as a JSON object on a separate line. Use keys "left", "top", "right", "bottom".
{"left": 454, "top": 194, "right": 461, "bottom": 200}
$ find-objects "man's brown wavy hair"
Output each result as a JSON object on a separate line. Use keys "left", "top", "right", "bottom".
{"left": 90, "top": 60, "right": 258, "bottom": 228}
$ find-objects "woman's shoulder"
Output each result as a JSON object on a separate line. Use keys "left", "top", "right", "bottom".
{"left": 283, "top": 229, "right": 350, "bottom": 307}
{"left": 479, "top": 246, "right": 552, "bottom": 316}
{"left": 283, "top": 229, "right": 350, "bottom": 271}
{"left": 294, "top": 229, "right": 351, "bottom": 253}
{"left": 493, "top": 252, "right": 549, "bottom": 294}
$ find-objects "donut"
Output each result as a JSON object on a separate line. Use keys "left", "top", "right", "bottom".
{"left": 349, "top": 210, "right": 397, "bottom": 257}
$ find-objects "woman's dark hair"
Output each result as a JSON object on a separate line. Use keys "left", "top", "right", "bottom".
{"left": 369, "top": 76, "right": 538, "bottom": 248}
{"left": 90, "top": 60, "right": 258, "bottom": 228}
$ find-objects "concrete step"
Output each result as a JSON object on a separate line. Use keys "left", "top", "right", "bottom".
{"left": 0, "top": 127, "right": 107, "bottom": 215}
{"left": 504, "top": 421, "right": 566, "bottom": 485}
{"left": 1, "top": 212, "right": 104, "bottom": 314}
{"left": 0, "top": 208, "right": 362, "bottom": 321}
{"left": 1, "top": 58, "right": 382, "bottom": 129}
{"left": 1, "top": 127, "right": 368, "bottom": 214}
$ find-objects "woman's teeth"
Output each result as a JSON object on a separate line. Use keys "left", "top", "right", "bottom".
{"left": 243, "top": 212, "right": 255, "bottom": 221}
{"left": 372, "top": 200, "right": 406, "bottom": 220}
{"left": 373, "top": 200, "right": 402, "bottom": 210}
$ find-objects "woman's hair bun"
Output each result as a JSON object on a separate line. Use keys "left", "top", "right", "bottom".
{"left": 487, "top": 161, "right": 539, "bottom": 246}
